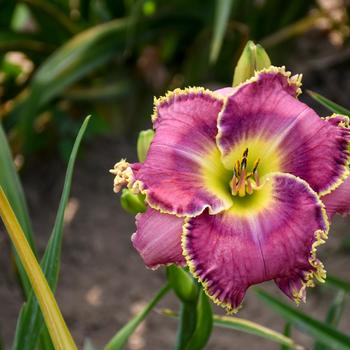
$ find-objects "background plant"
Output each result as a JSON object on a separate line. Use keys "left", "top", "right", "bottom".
{"left": 1, "top": 0, "right": 344, "bottom": 160}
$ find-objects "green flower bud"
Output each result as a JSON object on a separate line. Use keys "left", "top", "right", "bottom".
{"left": 233, "top": 41, "right": 271, "bottom": 87}
{"left": 166, "top": 265, "right": 198, "bottom": 303}
{"left": 120, "top": 188, "right": 146, "bottom": 214}
{"left": 137, "top": 129, "right": 155, "bottom": 162}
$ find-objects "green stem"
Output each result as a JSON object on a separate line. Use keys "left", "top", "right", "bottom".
{"left": 0, "top": 187, "right": 77, "bottom": 350}
{"left": 104, "top": 283, "right": 171, "bottom": 350}
{"left": 175, "top": 302, "right": 197, "bottom": 350}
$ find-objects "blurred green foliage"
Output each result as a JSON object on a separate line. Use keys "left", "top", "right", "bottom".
{"left": 0, "top": 0, "right": 319, "bottom": 160}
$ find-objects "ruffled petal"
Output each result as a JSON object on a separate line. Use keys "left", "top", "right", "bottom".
{"left": 132, "top": 88, "right": 233, "bottom": 216}
{"left": 217, "top": 67, "right": 350, "bottom": 196}
{"left": 321, "top": 175, "right": 350, "bottom": 219}
{"left": 182, "top": 173, "right": 328, "bottom": 313}
{"left": 132, "top": 207, "right": 185, "bottom": 269}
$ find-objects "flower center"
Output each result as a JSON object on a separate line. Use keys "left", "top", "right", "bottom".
{"left": 230, "top": 148, "right": 261, "bottom": 197}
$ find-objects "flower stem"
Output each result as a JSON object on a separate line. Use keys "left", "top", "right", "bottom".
{"left": 175, "top": 302, "right": 197, "bottom": 350}
{"left": 0, "top": 187, "right": 77, "bottom": 350}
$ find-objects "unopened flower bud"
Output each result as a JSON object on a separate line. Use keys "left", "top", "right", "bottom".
{"left": 137, "top": 129, "right": 155, "bottom": 162}
{"left": 166, "top": 265, "right": 198, "bottom": 303}
{"left": 120, "top": 188, "right": 146, "bottom": 214}
{"left": 233, "top": 41, "right": 271, "bottom": 86}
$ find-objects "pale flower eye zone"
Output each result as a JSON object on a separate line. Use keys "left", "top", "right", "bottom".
{"left": 111, "top": 66, "right": 350, "bottom": 313}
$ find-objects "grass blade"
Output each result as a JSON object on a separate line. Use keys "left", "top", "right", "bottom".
{"left": 160, "top": 308, "right": 302, "bottom": 349}
{"left": 13, "top": 116, "right": 90, "bottom": 350}
{"left": 307, "top": 90, "right": 350, "bottom": 116}
{"left": 314, "top": 291, "right": 346, "bottom": 350}
{"left": 214, "top": 315, "right": 301, "bottom": 349}
{"left": 0, "top": 122, "right": 36, "bottom": 297}
{"left": 103, "top": 283, "right": 171, "bottom": 350}
{"left": 257, "top": 289, "right": 350, "bottom": 350}
{"left": 210, "top": 0, "right": 234, "bottom": 63}
{"left": 0, "top": 188, "right": 77, "bottom": 350}
{"left": 281, "top": 322, "right": 292, "bottom": 350}
{"left": 326, "top": 275, "right": 350, "bottom": 294}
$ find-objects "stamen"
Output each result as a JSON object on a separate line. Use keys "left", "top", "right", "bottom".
{"left": 252, "top": 158, "right": 260, "bottom": 173}
{"left": 238, "top": 168, "right": 247, "bottom": 197}
{"left": 246, "top": 179, "right": 253, "bottom": 195}
{"left": 230, "top": 149, "right": 261, "bottom": 197}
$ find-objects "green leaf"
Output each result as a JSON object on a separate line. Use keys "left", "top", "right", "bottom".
{"left": 13, "top": 116, "right": 90, "bottom": 350}
{"left": 23, "top": 0, "right": 80, "bottom": 36}
{"left": 281, "top": 322, "right": 292, "bottom": 350}
{"left": 167, "top": 266, "right": 198, "bottom": 303}
{"left": 0, "top": 31, "right": 54, "bottom": 54}
{"left": 257, "top": 289, "right": 350, "bottom": 350}
{"left": 184, "top": 291, "right": 213, "bottom": 350}
{"left": 326, "top": 275, "right": 350, "bottom": 294}
{"left": 214, "top": 315, "right": 301, "bottom": 349}
{"left": 210, "top": 0, "right": 234, "bottom": 63}
{"left": 160, "top": 308, "right": 302, "bottom": 349}
{"left": 307, "top": 90, "right": 350, "bottom": 116}
{"left": 9, "top": 18, "right": 129, "bottom": 151}
{"left": 175, "top": 302, "right": 198, "bottom": 350}
{"left": 103, "top": 283, "right": 171, "bottom": 350}
{"left": 0, "top": 121, "right": 36, "bottom": 297}
{"left": 314, "top": 291, "right": 346, "bottom": 350}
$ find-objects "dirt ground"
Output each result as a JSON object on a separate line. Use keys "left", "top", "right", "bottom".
{"left": 1, "top": 36, "right": 350, "bottom": 350}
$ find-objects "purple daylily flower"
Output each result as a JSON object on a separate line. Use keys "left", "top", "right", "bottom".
{"left": 111, "top": 67, "right": 350, "bottom": 313}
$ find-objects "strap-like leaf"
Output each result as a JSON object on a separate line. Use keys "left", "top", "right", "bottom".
{"left": 326, "top": 275, "right": 350, "bottom": 294}
{"left": 9, "top": 18, "right": 129, "bottom": 151}
{"left": 103, "top": 283, "right": 171, "bottom": 350}
{"left": 160, "top": 308, "right": 302, "bottom": 349}
{"left": 0, "top": 188, "right": 77, "bottom": 350}
{"left": 307, "top": 90, "right": 350, "bottom": 116}
{"left": 314, "top": 291, "right": 346, "bottom": 350}
{"left": 210, "top": 0, "right": 234, "bottom": 63}
{"left": 257, "top": 289, "right": 350, "bottom": 350}
{"left": 0, "top": 122, "right": 36, "bottom": 297}
{"left": 184, "top": 291, "right": 213, "bottom": 350}
{"left": 13, "top": 116, "right": 90, "bottom": 350}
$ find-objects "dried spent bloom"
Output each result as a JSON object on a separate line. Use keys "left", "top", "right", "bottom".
{"left": 111, "top": 66, "right": 350, "bottom": 313}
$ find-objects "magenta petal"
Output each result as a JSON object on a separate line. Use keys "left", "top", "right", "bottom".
{"left": 322, "top": 175, "right": 350, "bottom": 219}
{"left": 183, "top": 173, "right": 328, "bottom": 312}
{"left": 133, "top": 88, "right": 233, "bottom": 216}
{"left": 217, "top": 67, "right": 350, "bottom": 196}
{"left": 132, "top": 207, "right": 185, "bottom": 269}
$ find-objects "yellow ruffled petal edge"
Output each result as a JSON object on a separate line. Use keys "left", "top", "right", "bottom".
{"left": 216, "top": 66, "right": 302, "bottom": 166}
{"left": 151, "top": 86, "right": 226, "bottom": 124}
{"left": 240, "top": 65, "right": 303, "bottom": 96}
{"left": 109, "top": 161, "right": 183, "bottom": 217}
{"left": 319, "top": 113, "right": 350, "bottom": 197}
{"left": 111, "top": 87, "right": 235, "bottom": 217}
{"left": 181, "top": 216, "right": 242, "bottom": 314}
{"left": 181, "top": 173, "right": 330, "bottom": 313}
